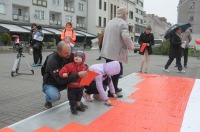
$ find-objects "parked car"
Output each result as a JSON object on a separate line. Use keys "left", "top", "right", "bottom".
{"left": 134, "top": 42, "right": 140, "bottom": 53}
{"left": 153, "top": 39, "right": 163, "bottom": 47}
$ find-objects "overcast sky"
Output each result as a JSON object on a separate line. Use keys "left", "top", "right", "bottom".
{"left": 144, "top": 0, "right": 179, "bottom": 24}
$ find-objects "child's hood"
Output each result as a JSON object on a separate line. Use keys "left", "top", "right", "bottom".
{"left": 104, "top": 61, "right": 120, "bottom": 76}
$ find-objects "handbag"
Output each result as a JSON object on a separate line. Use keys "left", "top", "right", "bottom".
{"left": 140, "top": 43, "right": 147, "bottom": 52}
{"left": 32, "top": 42, "right": 40, "bottom": 50}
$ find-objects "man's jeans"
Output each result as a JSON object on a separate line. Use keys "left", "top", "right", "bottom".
{"left": 43, "top": 84, "right": 61, "bottom": 103}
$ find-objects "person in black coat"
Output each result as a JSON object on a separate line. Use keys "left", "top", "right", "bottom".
{"left": 138, "top": 26, "right": 154, "bottom": 73}
{"left": 163, "top": 27, "right": 185, "bottom": 73}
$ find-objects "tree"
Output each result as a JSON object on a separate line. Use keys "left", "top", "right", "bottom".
{"left": 0, "top": 33, "right": 11, "bottom": 46}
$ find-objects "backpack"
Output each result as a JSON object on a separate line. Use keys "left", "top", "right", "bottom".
{"left": 41, "top": 53, "right": 53, "bottom": 76}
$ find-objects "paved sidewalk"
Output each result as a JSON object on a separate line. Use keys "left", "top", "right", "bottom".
{"left": 0, "top": 49, "right": 200, "bottom": 128}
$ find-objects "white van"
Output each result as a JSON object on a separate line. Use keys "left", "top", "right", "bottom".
{"left": 154, "top": 39, "right": 163, "bottom": 47}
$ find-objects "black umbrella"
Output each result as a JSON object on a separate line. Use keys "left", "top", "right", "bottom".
{"left": 164, "top": 23, "right": 191, "bottom": 39}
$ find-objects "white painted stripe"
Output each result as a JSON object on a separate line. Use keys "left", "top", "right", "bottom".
{"left": 181, "top": 79, "right": 200, "bottom": 132}
{"left": 8, "top": 101, "right": 69, "bottom": 127}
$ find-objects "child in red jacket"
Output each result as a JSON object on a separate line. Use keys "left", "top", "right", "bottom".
{"left": 59, "top": 51, "right": 87, "bottom": 114}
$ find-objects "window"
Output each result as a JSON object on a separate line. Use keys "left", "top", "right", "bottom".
{"left": 52, "top": 0, "right": 59, "bottom": 5}
{"left": 78, "top": 3, "right": 84, "bottom": 11}
{"left": 135, "top": 17, "right": 139, "bottom": 23}
{"left": 35, "top": 10, "right": 45, "bottom": 20}
{"left": 65, "top": 15, "right": 72, "bottom": 23}
{"left": 18, "top": 9, "right": 22, "bottom": 16}
{"left": 99, "top": 0, "right": 102, "bottom": 9}
{"left": 189, "top": 15, "right": 194, "bottom": 21}
{"left": 114, "top": 5, "right": 116, "bottom": 17}
{"left": 0, "top": 3, "right": 5, "bottom": 14}
{"left": 104, "top": 18, "right": 106, "bottom": 27}
{"left": 65, "top": 1, "right": 68, "bottom": 7}
{"left": 110, "top": 4, "right": 113, "bottom": 20}
{"left": 190, "top": 2, "right": 195, "bottom": 9}
{"left": 50, "top": 14, "right": 55, "bottom": 20}
{"left": 99, "top": 16, "right": 102, "bottom": 27}
{"left": 139, "top": 1, "right": 143, "bottom": 7}
{"left": 129, "top": 11, "right": 133, "bottom": 19}
{"left": 104, "top": 2, "right": 106, "bottom": 11}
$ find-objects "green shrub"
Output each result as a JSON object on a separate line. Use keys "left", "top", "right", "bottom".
{"left": 153, "top": 40, "right": 170, "bottom": 55}
{"left": 0, "top": 33, "right": 12, "bottom": 46}
{"left": 49, "top": 42, "right": 54, "bottom": 47}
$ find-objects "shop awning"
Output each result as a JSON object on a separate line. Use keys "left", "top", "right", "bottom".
{"left": 75, "top": 30, "right": 97, "bottom": 38}
{"left": 43, "top": 28, "right": 62, "bottom": 35}
{"left": 22, "top": 26, "right": 53, "bottom": 35}
{"left": 0, "top": 24, "right": 30, "bottom": 33}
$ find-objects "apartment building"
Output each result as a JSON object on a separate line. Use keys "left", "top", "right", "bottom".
{"left": 143, "top": 13, "right": 171, "bottom": 39}
{"left": 87, "top": 0, "right": 143, "bottom": 41}
{"left": 0, "top": 0, "right": 87, "bottom": 30}
{"left": 178, "top": 0, "right": 200, "bottom": 49}
{"left": 134, "top": 0, "right": 145, "bottom": 41}
{"left": 178, "top": 0, "right": 200, "bottom": 34}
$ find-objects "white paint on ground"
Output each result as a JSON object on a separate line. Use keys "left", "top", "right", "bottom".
{"left": 181, "top": 79, "right": 200, "bottom": 132}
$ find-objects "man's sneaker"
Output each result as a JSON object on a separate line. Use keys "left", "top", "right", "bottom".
{"left": 76, "top": 105, "right": 85, "bottom": 112}
{"left": 162, "top": 67, "right": 170, "bottom": 73}
{"left": 184, "top": 65, "right": 187, "bottom": 68}
{"left": 32, "top": 63, "right": 37, "bottom": 67}
{"left": 71, "top": 106, "right": 78, "bottom": 114}
{"left": 37, "top": 63, "right": 43, "bottom": 66}
{"left": 44, "top": 101, "right": 52, "bottom": 109}
{"left": 178, "top": 70, "right": 185, "bottom": 73}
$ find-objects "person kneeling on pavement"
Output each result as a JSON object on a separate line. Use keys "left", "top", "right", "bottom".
{"left": 83, "top": 61, "right": 120, "bottom": 106}
{"left": 42, "top": 41, "right": 88, "bottom": 109}
{"left": 59, "top": 51, "right": 87, "bottom": 114}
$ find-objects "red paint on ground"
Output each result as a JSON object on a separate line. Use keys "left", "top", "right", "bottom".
{"left": 0, "top": 128, "right": 15, "bottom": 132}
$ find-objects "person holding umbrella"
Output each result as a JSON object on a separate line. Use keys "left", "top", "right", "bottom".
{"left": 163, "top": 27, "right": 185, "bottom": 73}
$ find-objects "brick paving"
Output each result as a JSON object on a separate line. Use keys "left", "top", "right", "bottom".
{"left": 0, "top": 49, "right": 200, "bottom": 129}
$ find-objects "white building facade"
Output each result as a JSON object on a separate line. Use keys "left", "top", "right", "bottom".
{"left": 0, "top": 0, "right": 87, "bottom": 30}
{"left": 87, "top": 0, "right": 144, "bottom": 41}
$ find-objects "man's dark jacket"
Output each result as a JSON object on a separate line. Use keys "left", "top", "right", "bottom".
{"left": 43, "top": 52, "right": 79, "bottom": 91}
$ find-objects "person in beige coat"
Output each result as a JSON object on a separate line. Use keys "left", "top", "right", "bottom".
{"left": 100, "top": 7, "right": 134, "bottom": 98}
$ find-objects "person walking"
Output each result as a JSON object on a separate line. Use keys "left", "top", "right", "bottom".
{"left": 138, "top": 26, "right": 154, "bottom": 73}
{"left": 100, "top": 7, "right": 134, "bottom": 98}
{"left": 61, "top": 22, "right": 76, "bottom": 52}
{"left": 163, "top": 27, "right": 185, "bottom": 73}
{"left": 31, "top": 25, "right": 44, "bottom": 67}
{"left": 180, "top": 29, "right": 192, "bottom": 68}
{"left": 96, "top": 30, "right": 104, "bottom": 60}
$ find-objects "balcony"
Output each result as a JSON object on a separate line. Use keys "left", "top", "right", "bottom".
{"left": 76, "top": 24, "right": 85, "bottom": 28}
{"left": 64, "top": 6, "right": 74, "bottom": 12}
{"left": 32, "top": 0, "right": 47, "bottom": 7}
{"left": 12, "top": 14, "right": 30, "bottom": 22}
{"left": 49, "top": 20, "right": 62, "bottom": 25}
